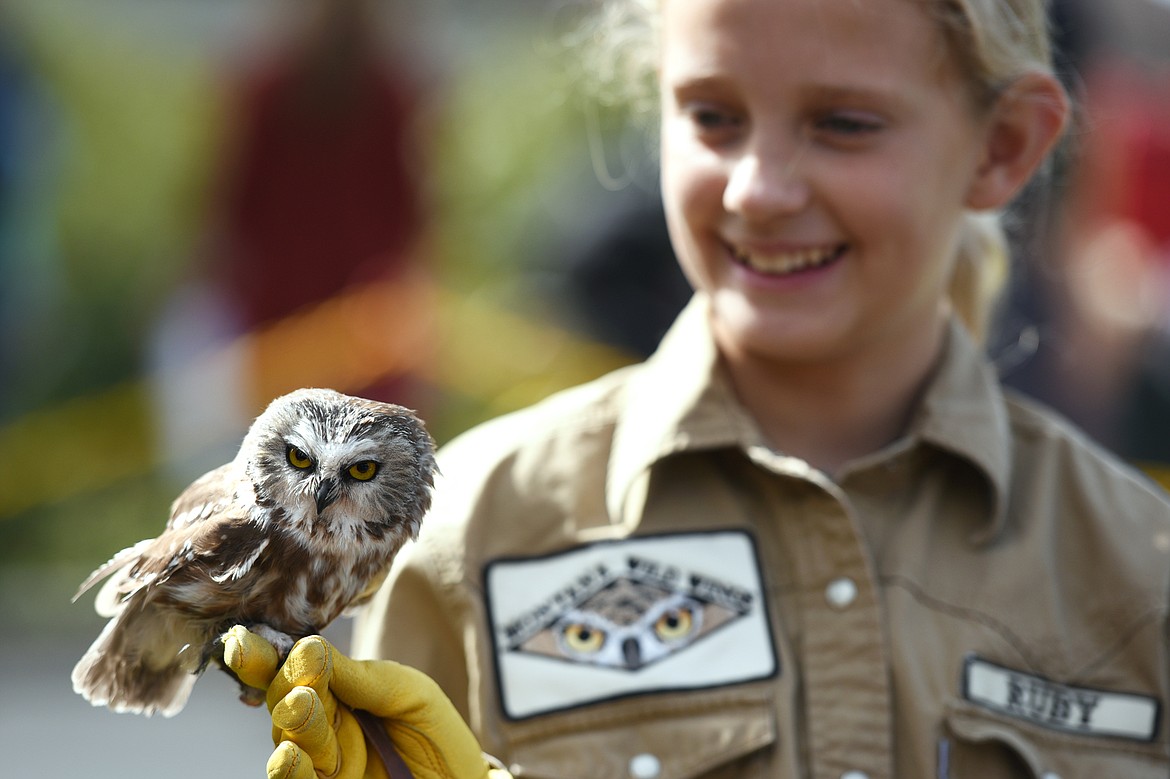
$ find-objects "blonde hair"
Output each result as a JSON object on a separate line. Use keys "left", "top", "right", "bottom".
{"left": 926, "top": 0, "right": 1058, "bottom": 341}
{"left": 579, "top": 0, "right": 1063, "bottom": 342}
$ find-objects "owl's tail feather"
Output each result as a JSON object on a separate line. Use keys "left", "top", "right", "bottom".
{"left": 71, "top": 608, "right": 201, "bottom": 718}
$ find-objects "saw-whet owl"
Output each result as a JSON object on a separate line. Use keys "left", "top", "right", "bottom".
{"left": 71, "top": 388, "right": 437, "bottom": 717}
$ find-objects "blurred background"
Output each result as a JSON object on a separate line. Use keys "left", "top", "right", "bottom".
{"left": 0, "top": 0, "right": 1166, "bottom": 776}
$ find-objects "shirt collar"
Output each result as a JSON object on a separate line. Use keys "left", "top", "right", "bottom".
{"left": 608, "top": 294, "right": 753, "bottom": 523}
{"left": 912, "top": 318, "right": 1013, "bottom": 542}
{"left": 608, "top": 299, "right": 1012, "bottom": 541}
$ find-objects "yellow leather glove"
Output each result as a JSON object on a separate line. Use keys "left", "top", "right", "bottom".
{"left": 222, "top": 626, "right": 510, "bottom": 779}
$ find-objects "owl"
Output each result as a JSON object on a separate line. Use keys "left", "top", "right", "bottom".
{"left": 71, "top": 388, "right": 437, "bottom": 717}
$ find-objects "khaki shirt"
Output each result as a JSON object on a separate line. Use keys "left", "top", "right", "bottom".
{"left": 354, "top": 296, "right": 1170, "bottom": 779}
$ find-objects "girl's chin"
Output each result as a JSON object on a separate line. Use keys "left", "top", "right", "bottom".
{"left": 710, "top": 301, "right": 852, "bottom": 363}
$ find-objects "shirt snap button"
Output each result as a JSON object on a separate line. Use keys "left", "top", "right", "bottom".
{"left": 825, "top": 577, "right": 859, "bottom": 609}
{"left": 629, "top": 753, "right": 661, "bottom": 779}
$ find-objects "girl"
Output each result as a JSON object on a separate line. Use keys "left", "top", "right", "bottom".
{"left": 238, "top": 0, "right": 1170, "bottom": 776}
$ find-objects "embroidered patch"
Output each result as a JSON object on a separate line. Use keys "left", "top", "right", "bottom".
{"left": 484, "top": 531, "right": 778, "bottom": 720}
{"left": 963, "top": 657, "right": 1161, "bottom": 741}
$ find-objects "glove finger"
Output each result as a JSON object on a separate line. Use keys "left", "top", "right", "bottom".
{"left": 272, "top": 686, "right": 340, "bottom": 778}
{"left": 222, "top": 625, "right": 280, "bottom": 691}
{"left": 336, "top": 705, "right": 382, "bottom": 779}
{"left": 327, "top": 654, "right": 487, "bottom": 779}
{"left": 268, "top": 636, "right": 339, "bottom": 726}
{"left": 267, "top": 742, "right": 317, "bottom": 779}
{"left": 327, "top": 654, "right": 439, "bottom": 721}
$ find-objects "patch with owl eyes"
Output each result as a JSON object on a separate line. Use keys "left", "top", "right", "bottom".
{"left": 485, "top": 531, "right": 778, "bottom": 720}
{"left": 506, "top": 569, "right": 749, "bottom": 672}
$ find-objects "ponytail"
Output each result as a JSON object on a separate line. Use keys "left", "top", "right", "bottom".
{"left": 948, "top": 211, "right": 1009, "bottom": 343}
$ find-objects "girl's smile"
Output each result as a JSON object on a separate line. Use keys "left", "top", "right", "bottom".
{"left": 728, "top": 242, "right": 847, "bottom": 277}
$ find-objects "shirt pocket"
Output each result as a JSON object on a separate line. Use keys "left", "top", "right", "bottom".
{"left": 943, "top": 701, "right": 1168, "bottom": 778}
{"left": 503, "top": 696, "right": 776, "bottom": 779}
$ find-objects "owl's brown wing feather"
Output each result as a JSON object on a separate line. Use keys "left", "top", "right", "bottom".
{"left": 72, "top": 538, "right": 156, "bottom": 604}
{"left": 166, "top": 463, "right": 237, "bottom": 531}
{"left": 128, "top": 507, "right": 320, "bottom": 632}
{"left": 126, "top": 501, "right": 255, "bottom": 588}
{"left": 78, "top": 466, "right": 251, "bottom": 615}
{"left": 73, "top": 465, "right": 238, "bottom": 603}
{"left": 71, "top": 506, "right": 267, "bottom": 716}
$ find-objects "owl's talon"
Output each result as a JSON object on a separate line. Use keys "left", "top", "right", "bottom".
{"left": 238, "top": 684, "right": 267, "bottom": 707}
{"left": 251, "top": 624, "right": 296, "bottom": 660}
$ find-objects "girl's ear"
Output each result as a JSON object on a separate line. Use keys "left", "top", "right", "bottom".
{"left": 965, "top": 72, "right": 1069, "bottom": 211}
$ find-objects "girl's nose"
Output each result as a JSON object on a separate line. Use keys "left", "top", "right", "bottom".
{"left": 722, "top": 143, "right": 810, "bottom": 220}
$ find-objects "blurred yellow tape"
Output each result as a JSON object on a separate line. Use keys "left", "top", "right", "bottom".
{"left": 0, "top": 278, "right": 634, "bottom": 519}
{"left": 1138, "top": 463, "right": 1170, "bottom": 495}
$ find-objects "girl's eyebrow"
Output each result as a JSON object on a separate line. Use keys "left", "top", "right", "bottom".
{"left": 798, "top": 82, "right": 915, "bottom": 114}
{"left": 666, "top": 70, "right": 909, "bottom": 104}
{"left": 800, "top": 82, "right": 899, "bottom": 103}
{"left": 664, "top": 75, "right": 740, "bottom": 107}
{"left": 665, "top": 73, "right": 729, "bottom": 92}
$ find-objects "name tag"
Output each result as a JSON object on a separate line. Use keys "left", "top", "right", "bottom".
{"left": 963, "top": 657, "right": 1160, "bottom": 741}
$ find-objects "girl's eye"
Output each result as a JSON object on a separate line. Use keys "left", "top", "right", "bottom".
{"left": 287, "top": 446, "right": 314, "bottom": 470}
{"left": 682, "top": 103, "right": 744, "bottom": 142}
{"left": 692, "top": 106, "right": 733, "bottom": 129}
{"left": 347, "top": 461, "right": 379, "bottom": 482}
{"left": 815, "top": 112, "right": 883, "bottom": 139}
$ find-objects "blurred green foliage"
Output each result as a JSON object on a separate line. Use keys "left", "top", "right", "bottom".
{"left": 2, "top": 0, "right": 223, "bottom": 414}
{"left": 0, "top": 0, "right": 641, "bottom": 614}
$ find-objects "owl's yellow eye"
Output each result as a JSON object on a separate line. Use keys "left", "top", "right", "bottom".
{"left": 561, "top": 623, "right": 606, "bottom": 654}
{"left": 347, "top": 461, "right": 379, "bottom": 481}
{"left": 287, "top": 446, "right": 313, "bottom": 470}
{"left": 654, "top": 607, "right": 695, "bottom": 642}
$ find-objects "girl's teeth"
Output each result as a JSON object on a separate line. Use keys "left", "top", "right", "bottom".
{"left": 735, "top": 247, "right": 838, "bottom": 274}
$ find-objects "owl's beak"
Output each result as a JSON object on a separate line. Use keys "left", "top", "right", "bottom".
{"left": 315, "top": 477, "right": 341, "bottom": 514}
